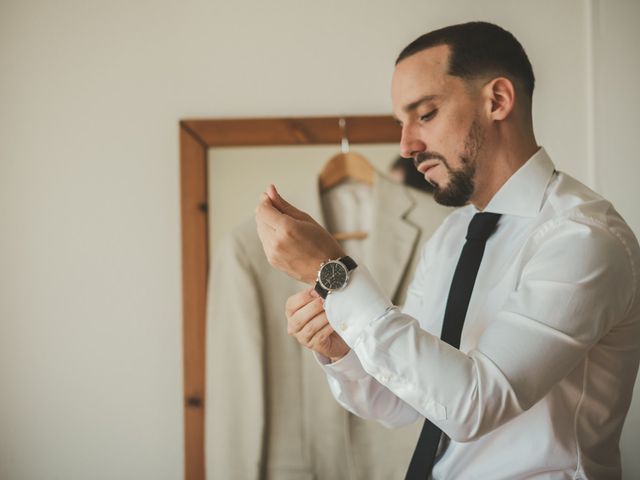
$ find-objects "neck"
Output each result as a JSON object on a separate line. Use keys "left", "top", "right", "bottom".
{"left": 471, "top": 124, "right": 538, "bottom": 211}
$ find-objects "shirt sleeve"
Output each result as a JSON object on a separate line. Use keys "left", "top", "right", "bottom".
{"left": 322, "top": 218, "right": 635, "bottom": 441}
{"left": 314, "top": 240, "right": 437, "bottom": 429}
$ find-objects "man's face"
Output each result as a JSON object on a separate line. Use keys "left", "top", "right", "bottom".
{"left": 391, "top": 45, "right": 486, "bottom": 206}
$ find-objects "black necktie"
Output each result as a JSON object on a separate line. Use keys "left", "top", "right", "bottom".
{"left": 405, "top": 212, "right": 502, "bottom": 480}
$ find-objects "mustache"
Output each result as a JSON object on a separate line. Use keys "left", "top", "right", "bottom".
{"left": 412, "top": 152, "right": 447, "bottom": 169}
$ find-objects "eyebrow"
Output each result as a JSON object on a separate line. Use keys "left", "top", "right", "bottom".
{"left": 393, "top": 94, "right": 441, "bottom": 123}
{"left": 404, "top": 94, "right": 440, "bottom": 113}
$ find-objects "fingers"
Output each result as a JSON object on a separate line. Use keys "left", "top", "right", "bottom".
{"left": 306, "top": 322, "right": 335, "bottom": 350}
{"left": 285, "top": 288, "right": 317, "bottom": 317}
{"left": 293, "top": 309, "right": 333, "bottom": 348}
{"left": 297, "top": 312, "right": 329, "bottom": 345}
{"left": 255, "top": 192, "right": 283, "bottom": 230}
{"left": 287, "top": 297, "right": 325, "bottom": 335}
{"left": 267, "top": 184, "right": 294, "bottom": 214}
{"left": 255, "top": 194, "right": 277, "bottom": 258}
{"left": 267, "top": 185, "right": 317, "bottom": 224}
{"left": 285, "top": 288, "right": 344, "bottom": 357}
{"left": 255, "top": 195, "right": 274, "bottom": 235}
{"left": 255, "top": 191, "right": 300, "bottom": 243}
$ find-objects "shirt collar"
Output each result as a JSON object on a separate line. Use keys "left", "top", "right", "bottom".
{"left": 482, "top": 147, "right": 555, "bottom": 218}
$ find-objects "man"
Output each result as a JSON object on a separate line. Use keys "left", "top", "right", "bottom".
{"left": 255, "top": 22, "right": 640, "bottom": 479}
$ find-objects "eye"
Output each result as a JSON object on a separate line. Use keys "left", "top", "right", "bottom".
{"left": 420, "top": 109, "right": 438, "bottom": 122}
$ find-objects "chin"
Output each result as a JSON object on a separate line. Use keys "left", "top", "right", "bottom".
{"left": 433, "top": 185, "right": 471, "bottom": 207}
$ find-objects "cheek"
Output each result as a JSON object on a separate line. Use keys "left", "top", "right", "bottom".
{"left": 429, "top": 115, "right": 464, "bottom": 156}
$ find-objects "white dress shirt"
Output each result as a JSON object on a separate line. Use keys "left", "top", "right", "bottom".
{"left": 317, "top": 148, "right": 640, "bottom": 479}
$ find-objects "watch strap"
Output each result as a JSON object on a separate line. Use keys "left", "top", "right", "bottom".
{"left": 314, "top": 281, "right": 329, "bottom": 299}
{"left": 339, "top": 256, "right": 358, "bottom": 271}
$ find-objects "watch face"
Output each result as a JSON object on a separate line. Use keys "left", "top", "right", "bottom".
{"left": 318, "top": 261, "right": 349, "bottom": 291}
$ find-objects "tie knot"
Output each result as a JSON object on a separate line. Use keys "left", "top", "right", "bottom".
{"left": 466, "top": 212, "right": 502, "bottom": 241}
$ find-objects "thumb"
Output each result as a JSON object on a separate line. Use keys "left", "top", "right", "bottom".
{"left": 267, "top": 185, "right": 311, "bottom": 222}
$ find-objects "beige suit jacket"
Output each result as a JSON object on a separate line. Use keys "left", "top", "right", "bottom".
{"left": 205, "top": 172, "right": 452, "bottom": 479}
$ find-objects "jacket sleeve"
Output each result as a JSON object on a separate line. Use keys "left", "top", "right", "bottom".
{"left": 205, "top": 233, "right": 265, "bottom": 479}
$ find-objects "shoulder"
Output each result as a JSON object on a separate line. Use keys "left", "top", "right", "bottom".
{"left": 537, "top": 172, "right": 639, "bottom": 262}
{"left": 528, "top": 173, "right": 640, "bottom": 313}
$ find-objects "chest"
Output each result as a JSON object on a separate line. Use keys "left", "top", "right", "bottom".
{"left": 416, "top": 217, "right": 534, "bottom": 352}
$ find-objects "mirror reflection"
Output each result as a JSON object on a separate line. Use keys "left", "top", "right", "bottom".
{"left": 205, "top": 143, "right": 452, "bottom": 478}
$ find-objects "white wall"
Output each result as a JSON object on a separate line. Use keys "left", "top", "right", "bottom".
{"left": 594, "top": 2, "right": 640, "bottom": 479}
{"left": 1, "top": 0, "right": 638, "bottom": 478}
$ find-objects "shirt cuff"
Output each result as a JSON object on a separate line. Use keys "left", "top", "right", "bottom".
{"left": 324, "top": 264, "right": 393, "bottom": 348}
{"left": 313, "top": 349, "right": 371, "bottom": 381}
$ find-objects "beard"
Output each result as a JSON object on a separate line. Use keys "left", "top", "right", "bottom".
{"left": 415, "top": 119, "right": 484, "bottom": 207}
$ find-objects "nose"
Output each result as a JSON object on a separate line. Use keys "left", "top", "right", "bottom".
{"left": 399, "top": 123, "right": 426, "bottom": 160}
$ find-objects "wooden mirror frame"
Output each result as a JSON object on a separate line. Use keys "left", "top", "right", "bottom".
{"left": 179, "top": 115, "right": 400, "bottom": 480}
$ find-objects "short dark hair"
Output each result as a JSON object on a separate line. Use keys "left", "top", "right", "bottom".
{"left": 396, "top": 22, "right": 535, "bottom": 99}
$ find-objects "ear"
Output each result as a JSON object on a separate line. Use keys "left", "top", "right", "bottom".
{"left": 483, "top": 77, "right": 516, "bottom": 121}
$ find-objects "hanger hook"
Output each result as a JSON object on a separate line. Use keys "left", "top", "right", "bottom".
{"left": 339, "top": 117, "right": 349, "bottom": 154}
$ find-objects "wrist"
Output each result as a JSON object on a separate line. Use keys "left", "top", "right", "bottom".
{"left": 329, "top": 350, "right": 350, "bottom": 363}
{"left": 306, "top": 257, "right": 329, "bottom": 284}
{"left": 305, "top": 249, "right": 346, "bottom": 284}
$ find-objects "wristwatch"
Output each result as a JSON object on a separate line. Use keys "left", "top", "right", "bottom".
{"left": 314, "top": 256, "right": 358, "bottom": 299}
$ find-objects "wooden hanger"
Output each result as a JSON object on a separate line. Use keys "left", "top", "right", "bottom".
{"left": 319, "top": 118, "right": 374, "bottom": 241}
{"left": 318, "top": 118, "right": 374, "bottom": 192}
{"left": 332, "top": 230, "right": 368, "bottom": 241}
{"left": 318, "top": 150, "right": 375, "bottom": 192}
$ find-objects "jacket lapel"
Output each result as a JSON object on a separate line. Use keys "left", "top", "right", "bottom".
{"left": 304, "top": 170, "right": 420, "bottom": 301}
{"left": 366, "top": 173, "right": 420, "bottom": 301}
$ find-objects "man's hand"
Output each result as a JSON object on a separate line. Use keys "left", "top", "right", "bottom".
{"left": 286, "top": 288, "right": 350, "bottom": 362}
{"left": 255, "top": 185, "right": 345, "bottom": 284}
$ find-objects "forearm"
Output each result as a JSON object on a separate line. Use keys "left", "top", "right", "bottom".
{"left": 343, "top": 305, "right": 518, "bottom": 441}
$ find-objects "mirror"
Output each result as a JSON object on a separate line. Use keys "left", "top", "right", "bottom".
{"left": 179, "top": 116, "right": 406, "bottom": 479}
{"left": 204, "top": 142, "right": 440, "bottom": 480}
